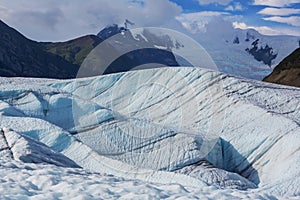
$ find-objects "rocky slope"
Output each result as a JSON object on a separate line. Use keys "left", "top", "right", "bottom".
{"left": 263, "top": 48, "right": 300, "bottom": 87}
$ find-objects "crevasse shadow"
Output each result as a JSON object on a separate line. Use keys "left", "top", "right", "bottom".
{"left": 220, "top": 138, "right": 260, "bottom": 185}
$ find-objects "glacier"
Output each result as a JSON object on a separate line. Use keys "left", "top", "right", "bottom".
{"left": 0, "top": 67, "right": 299, "bottom": 199}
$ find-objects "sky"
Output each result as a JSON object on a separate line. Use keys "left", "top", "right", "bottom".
{"left": 0, "top": 0, "right": 299, "bottom": 41}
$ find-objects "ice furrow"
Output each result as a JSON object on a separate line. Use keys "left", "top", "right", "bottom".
{"left": 0, "top": 128, "right": 14, "bottom": 159}
{"left": 0, "top": 67, "right": 299, "bottom": 198}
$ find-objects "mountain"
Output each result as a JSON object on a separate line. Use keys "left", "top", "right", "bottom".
{"left": 1, "top": 19, "right": 299, "bottom": 81}
{"left": 95, "top": 24, "right": 179, "bottom": 74}
{"left": 96, "top": 23, "right": 299, "bottom": 80}
{"left": 97, "top": 24, "right": 127, "bottom": 40}
{"left": 0, "top": 20, "right": 79, "bottom": 78}
{"left": 0, "top": 67, "right": 299, "bottom": 199}
{"left": 0, "top": 21, "right": 179, "bottom": 78}
{"left": 196, "top": 26, "right": 300, "bottom": 80}
{"left": 263, "top": 48, "right": 300, "bottom": 87}
{"left": 42, "top": 35, "right": 103, "bottom": 66}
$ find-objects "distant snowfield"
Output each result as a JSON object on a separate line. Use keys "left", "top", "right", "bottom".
{"left": 0, "top": 67, "right": 299, "bottom": 199}
{"left": 197, "top": 28, "right": 300, "bottom": 80}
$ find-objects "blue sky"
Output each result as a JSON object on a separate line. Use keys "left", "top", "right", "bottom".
{"left": 0, "top": 0, "right": 299, "bottom": 41}
{"left": 171, "top": 0, "right": 300, "bottom": 36}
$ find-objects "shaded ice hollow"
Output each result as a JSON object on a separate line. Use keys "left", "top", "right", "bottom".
{"left": 0, "top": 67, "right": 299, "bottom": 199}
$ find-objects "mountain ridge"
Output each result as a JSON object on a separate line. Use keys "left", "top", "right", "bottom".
{"left": 0, "top": 21, "right": 179, "bottom": 78}
{"left": 0, "top": 19, "right": 299, "bottom": 83}
{"left": 0, "top": 20, "right": 79, "bottom": 78}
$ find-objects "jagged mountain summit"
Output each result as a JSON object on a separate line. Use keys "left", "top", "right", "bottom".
{"left": 0, "top": 67, "right": 299, "bottom": 199}
{"left": 96, "top": 24, "right": 179, "bottom": 74}
{"left": 263, "top": 48, "right": 300, "bottom": 87}
{"left": 97, "top": 24, "right": 127, "bottom": 40}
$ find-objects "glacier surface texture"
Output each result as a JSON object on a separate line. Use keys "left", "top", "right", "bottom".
{"left": 0, "top": 67, "right": 299, "bottom": 199}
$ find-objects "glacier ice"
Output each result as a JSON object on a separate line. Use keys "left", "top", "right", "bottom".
{"left": 0, "top": 67, "right": 299, "bottom": 199}
{"left": 0, "top": 127, "right": 79, "bottom": 168}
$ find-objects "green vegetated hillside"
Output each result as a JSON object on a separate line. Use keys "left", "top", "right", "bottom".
{"left": 0, "top": 20, "right": 106, "bottom": 79}
{"left": 42, "top": 35, "right": 102, "bottom": 66}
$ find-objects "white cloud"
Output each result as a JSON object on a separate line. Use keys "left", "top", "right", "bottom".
{"left": 233, "top": 21, "right": 300, "bottom": 36}
{"left": 177, "top": 11, "right": 227, "bottom": 20}
{"left": 198, "top": 0, "right": 232, "bottom": 6}
{"left": 1, "top": 0, "right": 299, "bottom": 41}
{"left": 0, "top": 0, "right": 183, "bottom": 41}
{"left": 233, "top": 22, "right": 249, "bottom": 29}
{"left": 176, "top": 11, "right": 228, "bottom": 33}
{"left": 233, "top": 22, "right": 279, "bottom": 34}
{"left": 253, "top": 0, "right": 300, "bottom": 7}
{"left": 225, "top": 2, "right": 243, "bottom": 11}
{"left": 0, "top": 5, "right": 10, "bottom": 18}
{"left": 258, "top": 7, "right": 300, "bottom": 16}
{"left": 263, "top": 16, "right": 300, "bottom": 26}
